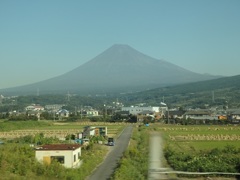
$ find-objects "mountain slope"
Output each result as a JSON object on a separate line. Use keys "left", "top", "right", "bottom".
{"left": 1, "top": 44, "right": 220, "bottom": 95}
{"left": 121, "top": 74, "right": 240, "bottom": 107}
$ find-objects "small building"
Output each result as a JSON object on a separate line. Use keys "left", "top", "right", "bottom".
{"left": 25, "top": 104, "right": 44, "bottom": 111}
{"left": 122, "top": 106, "right": 160, "bottom": 115}
{"left": 35, "top": 144, "right": 81, "bottom": 168}
{"left": 86, "top": 110, "right": 99, "bottom": 117}
{"left": 82, "top": 126, "right": 107, "bottom": 137}
{"left": 45, "top": 104, "right": 65, "bottom": 111}
{"left": 57, "top": 109, "right": 69, "bottom": 118}
{"left": 95, "top": 127, "right": 107, "bottom": 136}
{"left": 230, "top": 109, "right": 240, "bottom": 123}
{"left": 168, "top": 110, "right": 186, "bottom": 119}
{"left": 27, "top": 110, "right": 41, "bottom": 120}
{"left": 137, "top": 110, "right": 155, "bottom": 121}
{"left": 184, "top": 110, "right": 217, "bottom": 120}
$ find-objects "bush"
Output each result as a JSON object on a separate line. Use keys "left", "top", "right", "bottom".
{"left": 164, "top": 144, "right": 240, "bottom": 174}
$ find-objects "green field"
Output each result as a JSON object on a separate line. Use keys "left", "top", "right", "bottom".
{"left": 0, "top": 120, "right": 127, "bottom": 179}
{"left": 156, "top": 125, "right": 240, "bottom": 151}
{"left": 146, "top": 124, "right": 240, "bottom": 179}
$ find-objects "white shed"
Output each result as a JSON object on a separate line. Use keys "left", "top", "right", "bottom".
{"left": 35, "top": 144, "right": 81, "bottom": 168}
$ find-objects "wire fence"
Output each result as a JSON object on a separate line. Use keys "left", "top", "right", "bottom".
{"left": 149, "top": 168, "right": 240, "bottom": 179}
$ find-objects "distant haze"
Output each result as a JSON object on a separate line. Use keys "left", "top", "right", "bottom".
{"left": 1, "top": 44, "right": 220, "bottom": 95}
{"left": 1, "top": 1, "right": 240, "bottom": 89}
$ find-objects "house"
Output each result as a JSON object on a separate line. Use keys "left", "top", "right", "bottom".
{"left": 137, "top": 110, "right": 155, "bottom": 121}
{"left": 122, "top": 106, "right": 160, "bottom": 115}
{"left": 86, "top": 110, "right": 99, "bottom": 117}
{"left": 27, "top": 110, "right": 41, "bottom": 120}
{"left": 184, "top": 110, "right": 217, "bottom": 120}
{"left": 45, "top": 104, "right": 65, "bottom": 111}
{"left": 25, "top": 104, "right": 44, "bottom": 111}
{"left": 168, "top": 110, "right": 186, "bottom": 119}
{"left": 35, "top": 144, "right": 82, "bottom": 168}
{"left": 230, "top": 109, "right": 240, "bottom": 123}
{"left": 57, "top": 109, "right": 69, "bottom": 118}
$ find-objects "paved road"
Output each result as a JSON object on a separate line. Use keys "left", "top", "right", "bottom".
{"left": 86, "top": 125, "right": 133, "bottom": 180}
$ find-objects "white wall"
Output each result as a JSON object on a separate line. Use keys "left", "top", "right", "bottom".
{"left": 35, "top": 148, "right": 81, "bottom": 168}
{"left": 122, "top": 106, "right": 160, "bottom": 115}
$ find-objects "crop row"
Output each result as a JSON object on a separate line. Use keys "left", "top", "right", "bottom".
{"left": 169, "top": 134, "right": 240, "bottom": 141}
{"left": 159, "top": 127, "right": 240, "bottom": 131}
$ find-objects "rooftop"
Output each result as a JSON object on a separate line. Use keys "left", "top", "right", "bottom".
{"left": 35, "top": 144, "right": 81, "bottom": 151}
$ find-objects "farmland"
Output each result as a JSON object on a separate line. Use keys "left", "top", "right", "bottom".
{"left": 159, "top": 125, "right": 240, "bottom": 151}
{"left": 157, "top": 124, "right": 240, "bottom": 179}
{"left": 0, "top": 121, "right": 125, "bottom": 139}
{"left": 112, "top": 123, "right": 240, "bottom": 180}
{"left": 0, "top": 121, "right": 127, "bottom": 179}
{"left": 0, "top": 121, "right": 239, "bottom": 179}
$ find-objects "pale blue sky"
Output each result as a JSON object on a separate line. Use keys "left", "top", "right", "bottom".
{"left": 0, "top": 0, "right": 240, "bottom": 89}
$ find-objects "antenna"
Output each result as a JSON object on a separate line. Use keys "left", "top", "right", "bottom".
{"left": 0, "top": 95, "right": 2, "bottom": 105}
{"left": 66, "top": 91, "right": 70, "bottom": 101}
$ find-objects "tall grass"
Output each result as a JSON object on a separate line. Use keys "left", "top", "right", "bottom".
{"left": 112, "top": 125, "right": 150, "bottom": 180}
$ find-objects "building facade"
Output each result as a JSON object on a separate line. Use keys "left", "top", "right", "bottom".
{"left": 35, "top": 144, "right": 81, "bottom": 168}
{"left": 122, "top": 106, "right": 160, "bottom": 115}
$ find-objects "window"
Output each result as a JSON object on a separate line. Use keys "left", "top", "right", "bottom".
{"left": 51, "top": 156, "right": 65, "bottom": 164}
{"left": 74, "top": 154, "right": 76, "bottom": 162}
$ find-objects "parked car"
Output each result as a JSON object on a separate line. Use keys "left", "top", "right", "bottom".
{"left": 107, "top": 137, "right": 115, "bottom": 146}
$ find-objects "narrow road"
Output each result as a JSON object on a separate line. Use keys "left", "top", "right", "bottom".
{"left": 148, "top": 132, "right": 170, "bottom": 180}
{"left": 86, "top": 125, "right": 133, "bottom": 180}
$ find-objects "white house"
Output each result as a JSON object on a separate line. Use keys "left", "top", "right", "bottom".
{"left": 35, "top": 144, "right": 82, "bottom": 168}
{"left": 184, "top": 110, "right": 217, "bottom": 120}
{"left": 57, "top": 109, "right": 69, "bottom": 118}
{"left": 122, "top": 106, "right": 160, "bottom": 115}
{"left": 86, "top": 110, "right": 99, "bottom": 117}
{"left": 25, "top": 104, "right": 44, "bottom": 111}
{"left": 45, "top": 104, "right": 65, "bottom": 111}
{"left": 231, "top": 110, "right": 240, "bottom": 120}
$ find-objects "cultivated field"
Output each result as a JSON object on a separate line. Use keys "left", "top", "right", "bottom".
{"left": 0, "top": 121, "right": 126, "bottom": 140}
{"left": 157, "top": 124, "right": 240, "bottom": 151}
{"left": 152, "top": 124, "right": 240, "bottom": 180}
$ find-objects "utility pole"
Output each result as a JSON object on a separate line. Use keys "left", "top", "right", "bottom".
{"left": 80, "top": 105, "right": 82, "bottom": 119}
{"left": 212, "top": 91, "right": 215, "bottom": 103}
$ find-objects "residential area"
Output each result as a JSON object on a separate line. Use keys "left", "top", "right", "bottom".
{"left": 0, "top": 94, "right": 240, "bottom": 124}
{"left": 0, "top": 94, "right": 240, "bottom": 179}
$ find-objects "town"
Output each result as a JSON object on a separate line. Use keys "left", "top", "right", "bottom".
{"left": 0, "top": 94, "right": 239, "bottom": 125}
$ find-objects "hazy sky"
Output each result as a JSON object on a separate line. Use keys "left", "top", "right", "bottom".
{"left": 1, "top": 0, "right": 240, "bottom": 89}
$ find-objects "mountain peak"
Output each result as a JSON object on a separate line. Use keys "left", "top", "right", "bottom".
{"left": 2, "top": 44, "right": 220, "bottom": 95}
{"left": 107, "top": 44, "right": 137, "bottom": 54}
{"left": 111, "top": 44, "right": 131, "bottom": 48}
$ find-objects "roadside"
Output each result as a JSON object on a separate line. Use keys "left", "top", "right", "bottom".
{"left": 86, "top": 125, "right": 133, "bottom": 180}
{"left": 148, "top": 132, "right": 173, "bottom": 180}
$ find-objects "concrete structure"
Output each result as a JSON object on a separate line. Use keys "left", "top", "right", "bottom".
{"left": 82, "top": 126, "right": 107, "bottom": 137}
{"left": 231, "top": 109, "right": 240, "bottom": 120}
{"left": 35, "top": 144, "right": 81, "bottom": 168}
{"left": 184, "top": 110, "right": 217, "bottom": 120}
{"left": 122, "top": 106, "right": 160, "bottom": 115}
{"left": 45, "top": 104, "right": 65, "bottom": 111}
{"left": 25, "top": 104, "right": 44, "bottom": 111}
{"left": 86, "top": 110, "right": 99, "bottom": 117}
{"left": 57, "top": 109, "right": 69, "bottom": 118}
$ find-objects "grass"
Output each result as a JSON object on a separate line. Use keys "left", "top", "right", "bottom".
{"left": 0, "top": 121, "right": 128, "bottom": 179}
{"left": 0, "top": 120, "right": 126, "bottom": 141}
{"left": 155, "top": 124, "right": 240, "bottom": 152}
